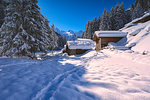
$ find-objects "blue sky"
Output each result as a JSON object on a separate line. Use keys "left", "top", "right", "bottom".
{"left": 38, "top": 0, "right": 135, "bottom": 31}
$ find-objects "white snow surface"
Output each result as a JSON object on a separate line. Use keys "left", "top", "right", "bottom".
{"left": 67, "top": 38, "right": 96, "bottom": 49}
{"left": 120, "top": 20, "right": 150, "bottom": 53}
{"left": 95, "top": 31, "right": 127, "bottom": 37}
{"left": 0, "top": 50, "right": 150, "bottom": 100}
{"left": 108, "top": 42, "right": 129, "bottom": 50}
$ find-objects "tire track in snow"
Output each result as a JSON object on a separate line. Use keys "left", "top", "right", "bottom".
{"left": 32, "top": 67, "right": 82, "bottom": 100}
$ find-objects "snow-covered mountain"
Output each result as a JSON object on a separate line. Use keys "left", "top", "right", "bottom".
{"left": 55, "top": 28, "right": 83, "bottom": 40}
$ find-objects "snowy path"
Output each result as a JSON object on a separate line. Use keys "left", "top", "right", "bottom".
{"left": 0, "top": 50, "right": 150, "bottom": 100}
{"left": 0, "top": 55, "right": 79, "bottom": 100}
{"left": 32, "top": 67, "right": 82, "bottom": 100}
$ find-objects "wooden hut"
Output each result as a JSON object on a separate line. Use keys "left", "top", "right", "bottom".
{"left": 63, "top": 38, "right": 95, "bottom": 55}
{"left": 123, "top": 13, "right": 150, "bottom": 29}
{"left": 133, "top": 13, "right": 150, "bottom": 24}
{"left": 93, "top": 31, "right": 127, "bottom": 51}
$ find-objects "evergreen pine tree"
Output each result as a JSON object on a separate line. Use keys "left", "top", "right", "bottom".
{"left": 0, "top": 0, "right": 6, "bottom": 28}
{"left": 110, "top": 7, "right": 115, "bottom": 30}
{"left": 97, "top": 15, "right": 101, "bottom": 30}
{"left": 55, "top": 32, "right": 66, "bottom": 49}
{"left": 135, "top": 0, "right": 150, "bottom": 11}
{"left": 82, "top": 21, "right": 90, "bottom": 38}
{"left": 63, "top": 36, "right": 67, "bottom": 44}
{"left": 51, "top": 24, "right": 58, "bottom": 54}
{"left": 132, "top": 2, "right": 144, "bottom": 20}
{"left": 91, "top": 17, "right": 98, "bottom": 39}
{"left": 99, "top": 9, "right": 111, "bottom": 30}
{"left": 120, "top": 3, "right": 127, "bottom": 25}
{"left": 125, "top": 4, "right": 134, "bottom": 24}
{"left": 82, "top": 17, "right": 101, "bottom": 39}
{"left": 86, "top": 21, "right": 92, "bottom": 39}
{"left": 113, "top": 3, "right": 126, "bottom": 30}
{"left": 0, "top": 0, "right": 56, "bottom": 57}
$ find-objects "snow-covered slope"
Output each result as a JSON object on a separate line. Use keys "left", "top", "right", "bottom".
{"left": 118, "top": 13, "right": 150, "bottom": 53}
{"left": 55, "top": 28, "right": 83, "bottom": 40}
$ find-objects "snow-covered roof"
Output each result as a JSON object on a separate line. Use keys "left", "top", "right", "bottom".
{"left": 67, "top": 38, "right": 95, "bottom": 49}
{"left": 121, "top": 12, "right": 150, "bottom": 30}
{"left": 121, "top": 20, "right": 150, "bottom": 53}
{"left": 95, "top": 31, "right": 127, "bottom": 38}
{"left": 132, "top": 12, "right": 150, "bottom": 24}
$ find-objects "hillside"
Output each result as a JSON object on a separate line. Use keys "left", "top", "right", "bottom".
{"left": 118, "top": 12, "right": 150, "bottom": 53}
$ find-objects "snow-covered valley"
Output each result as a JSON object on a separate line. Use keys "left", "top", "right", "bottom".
{"left": 0, "top": 0, "right": 150, "bottom": 100}
{"left": 0, "top": 50, "right": 150, "bottom": 100}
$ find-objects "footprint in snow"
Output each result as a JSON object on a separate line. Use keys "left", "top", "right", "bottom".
{"left": 125, "top": 88, "right": 141, "bottom": 93}
{"left": 129, "top": 73, "right": 140, "bottom": 78}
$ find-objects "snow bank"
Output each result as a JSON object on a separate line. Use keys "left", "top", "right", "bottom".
{"left": 108, "top": 42, "right": 129, "bottom": 50}
{"left": 103, "top": 49, "right": 150, "bottom": 65}
{"left": 67, "top": 38, "right": 96, "bottom": 49}
{"left": 121, "top": 20, "right": 150, "bottom": 53}
{"left": 95, "top": 31, "right": 127, "bottom": 37}
{"left": 119, "top": 12, "right": 150, "bottom": 53}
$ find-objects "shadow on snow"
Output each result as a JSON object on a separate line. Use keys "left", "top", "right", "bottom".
{"left": 0, "top": 51, "right": 112, "bottom": 100}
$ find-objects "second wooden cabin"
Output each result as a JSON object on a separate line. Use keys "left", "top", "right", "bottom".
{"left": 93, "top": 31, "right": 127, "bottom": 51}
{"left": 63, "top": 38, "right": 95, "bottom": 55}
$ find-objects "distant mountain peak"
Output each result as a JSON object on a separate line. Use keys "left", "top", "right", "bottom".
{"left": 55, "top": 28, "right": 83, "bottom": 40}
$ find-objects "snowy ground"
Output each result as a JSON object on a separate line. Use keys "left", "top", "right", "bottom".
{"left": 0, "top": 50, "right": 150, "bottom": 100}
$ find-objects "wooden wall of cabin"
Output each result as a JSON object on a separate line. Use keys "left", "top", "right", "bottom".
{"left": 96, "top": 38, "right": 101, "bottom": 51}
{"left": 65, "top": 44, "right": 74, "bottom": 55}
{"left": 101, "top": 37, "right": 123, "bottom": 47}
{"left": 133, "top": 15, "right": 150, "bottom": 24}
{"left": 68, "top": 49, "right": 89, "bottom": 55}
{"left": 76, "top": 49, "right": 89, "bottom": 55}
{"left": 65, "top": 44, "right": 90, "bottom": 55}
{"left": 94, "top": 35, "right": 102, "bottom": 51}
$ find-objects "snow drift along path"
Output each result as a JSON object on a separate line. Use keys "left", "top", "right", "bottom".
{"left": 0, "top": 50, "right": 150, "bottom": 100}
